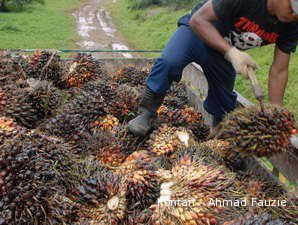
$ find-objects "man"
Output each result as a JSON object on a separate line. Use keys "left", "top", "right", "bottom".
{"left": 128, "top": 0, "right": 298, "bottom": 136}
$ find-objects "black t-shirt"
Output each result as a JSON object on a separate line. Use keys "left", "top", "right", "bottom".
{"left": 190, "top": 0, "right": 298, "bottom": 53}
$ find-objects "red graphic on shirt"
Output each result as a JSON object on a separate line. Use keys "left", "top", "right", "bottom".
{"left": 234, "top": 17, "right": 279, "bottom": 43}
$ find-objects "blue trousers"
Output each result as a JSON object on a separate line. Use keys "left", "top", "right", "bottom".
{"left": 146, "top": 15, "right": 237, "bottom": 121}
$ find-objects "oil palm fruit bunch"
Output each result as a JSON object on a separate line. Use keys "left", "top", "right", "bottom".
{"left": 157, "top": 106, "right": 203, "bottom": 125}
{"left": 25, "top": 50, "right": 62, "bottom": 85}
{"left": 116, "top": 84, "right": 141, "bottom": 111}
{"left": 61, "top": 53, "right": 105, "bottom": 88}
{"left": 123, "top": 150, "right": 172, "bottom": 171}
{"left": 156, "top": 105, "right": 209, "bottom": 142}
{"left": 3, "top": 80, "right": 61, "bottom": 128}
{"left": 0, "top": 52, "right": 27, "bottom": 85}
{"left": 78, "top": 170, "right": 127, "bottom": 225}
{"left": 90, "top": 114, "right": 119, "bottom": 134}
{"left": 239, "top": 180, "right": 298, "bottom": 223}
{"left": 89, "top": 78, "right": 117, "bottom": 103}
{"left": 189, "top": 122, "right": 210, "bottom": 143}
{"left": 147, "top": 124, "right": 194, "bottom": 157}
{"left": 76, "top": 129, "right": 128, "bottom": 167}
{"left": 125, "top": 150, "right": 153, "bottom": 164}
{"left": 222, "top": 212, "right": 286, "bottom": 225}
{"left": 0, "top": 88, "right": 7, "bottom": 112}
{"left": 97, "top": 143, "right": 128, "bottom": 167}
{"left": 114, "top": 124, "right": 148, "bottom": 154}
{"left": 25, "top": 79, "right": 62, "bottom": 118}
{"left": 172, "top": 140, "right": 231, "bottom": 167}
{"left": 85, "top": 79, "right": 122, "bottom": 118}
{"left": 108, "top": 84, "right": 142, "bottom": 121}
{"left": 0, "top": 131, "right": 80, "bottom": 225}
{"left": 3, "top": 87, "right": 41, "bottom": 128}
{"left": 112, "top": 154, "right": 157, "bottom": 176}
{"left": 164, "top": 82, "right": 189, "bottom": 109}
{"left": 213, "top": 104, "right": 297, "bottom": 158}
{"left": 113, "top": 65, "right": 149, "bottom": 86}
{"left": 72, "top": 130, "right": 114, "bottom": 155}
{"left": 41, "top": 84, "right": 106, "bottom": 139}
{"left": 143, "top": 155, "right": 238, "bottom": 225}
{"left": 125, "top": 167, "right": 161, "bottom": 211}
{"left": 0, "top": 116, "right": 26, "bottom": 146}
{"left": 75, "top": 157, "right": 111, "bottom": 205}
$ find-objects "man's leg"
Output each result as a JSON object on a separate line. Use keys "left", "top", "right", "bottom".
{"left": 128, "top": 25, "right": 208, "bottom": 136}
{"left": 199, "top": 49, "right": 238, "bottom": 126}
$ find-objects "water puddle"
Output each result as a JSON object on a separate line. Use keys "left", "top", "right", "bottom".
{"left": 96, "top": 9, "right": 116, "bottom": 37}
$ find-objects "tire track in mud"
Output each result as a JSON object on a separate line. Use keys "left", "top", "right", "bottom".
{"left": 73, "top": 0, "right": 134, "bottom": 58}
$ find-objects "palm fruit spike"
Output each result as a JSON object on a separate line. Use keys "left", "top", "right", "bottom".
{"left": 222, "top": 212, "right": 286, "bottom": 225}
{"left": 147, "top": 124, "right": 194, "bottom": 157}
{"left": 61, "top": 53, "right": 105, "bottom": 88}
{"left": 78, "top": 171, "right": 127, "bottom": 225}
{"left": 146, "top": 155, "right": 238, "bottom": 225}
{"left": 113, "top": 65, "right": 149, "bottom": 86}
{"left": 125, "top": 168, "right": 161, "bottom": 211}
{"left": 213, "top": 104, "right": 297, "bottom": 157}
{"left": 0, "top": 116, "right": 26, "bottom": 146}
{"left": 26, "top": 49, "right": 62, "bottom": 85}
{"left": 0, "top": 131, "right": 80, "bottom": 225}
{"left": 90, "top": 114, "right": 119, "bottom": 134}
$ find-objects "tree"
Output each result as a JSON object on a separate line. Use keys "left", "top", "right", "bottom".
{"left": 0, "top": 0, "right": 44, "bottom": 12}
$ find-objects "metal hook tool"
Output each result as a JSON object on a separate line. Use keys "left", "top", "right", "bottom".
{"left": 247, "top": 67, "right": 265, "bottom": 112}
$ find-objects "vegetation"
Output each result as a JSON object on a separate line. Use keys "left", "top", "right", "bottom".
{"left": 0, "top": 0, "right": 44, "bottom": 12}
{"left": 0, "top": 0, "right": 79, "bottom": 49}
{"left": 108, "top": 0, "right": 298, "bottom": 119}
{"left": 127, "top": 0, "right": 197, "bottom": 9}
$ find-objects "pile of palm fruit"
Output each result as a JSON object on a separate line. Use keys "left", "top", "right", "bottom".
{"left": 0, "top": 50, "right": 297, "bottom": 225}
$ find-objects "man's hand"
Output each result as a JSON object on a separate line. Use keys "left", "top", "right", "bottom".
{"left": 224, "top": 47, "right": 258, "bottom": 79}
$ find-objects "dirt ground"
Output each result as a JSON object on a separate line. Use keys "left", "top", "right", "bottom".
{"left": 73, "top": 0, "right": 138, "bottom": 58}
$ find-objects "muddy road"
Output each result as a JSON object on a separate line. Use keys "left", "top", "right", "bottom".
{"left": 73, "top": 0, "right": 136, "bottom": 58}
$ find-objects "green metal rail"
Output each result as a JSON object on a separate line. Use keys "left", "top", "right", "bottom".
{"left": 1, "top": 49, "right": 162, "bottom": 53}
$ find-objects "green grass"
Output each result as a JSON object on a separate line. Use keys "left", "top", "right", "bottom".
{"left": 0, "top": 0, "right": 80, "bottom": 49}
{"left": 109, "top": 0, "right": 298, "bottom": 119}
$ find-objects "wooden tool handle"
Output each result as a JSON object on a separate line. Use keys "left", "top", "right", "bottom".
{"left": 247, "top": 67, "right": 264, "bottom": 100}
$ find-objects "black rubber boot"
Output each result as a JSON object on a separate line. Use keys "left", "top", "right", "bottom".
{"left": 212, "top": 115, "right": 223, "bottom": 128}
{"left": 128, "top": 87, "right": 165, "bottom": 136}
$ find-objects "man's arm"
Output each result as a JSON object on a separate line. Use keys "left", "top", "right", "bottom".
{"left": 268, "top": 46, "right": 291, "bottom": 105}
{"left": 189, "top": 0, "right": 230, "bottom": 54}
{"left": 189, "top": 0, "right": 258, "bottom": 77}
